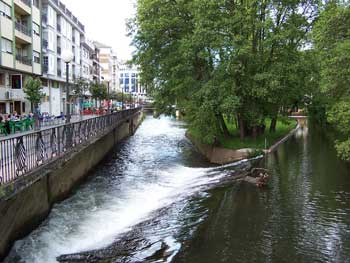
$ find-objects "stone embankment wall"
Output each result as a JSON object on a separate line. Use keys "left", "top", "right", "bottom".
{"left": 0, "top": 111, "right": 143, "bottom": 260}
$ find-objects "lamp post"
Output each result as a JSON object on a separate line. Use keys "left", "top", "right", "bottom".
{"left": 62, "top": 50, "right": 74, "bottom": 123}
{"left": 121, "top": 86, "right": 124, "bottom": 110}
{"left": 103, "top": 76, "right": 111, "bottom": 114}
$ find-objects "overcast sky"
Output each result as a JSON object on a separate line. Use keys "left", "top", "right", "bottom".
{"left": 62, "top": 0, "right": 137, "bottom": 61}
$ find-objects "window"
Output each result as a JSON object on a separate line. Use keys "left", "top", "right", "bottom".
{"left": 33, "top": 51, "right": 40, "bottom": 64}
{"left": 0, "top": 103, "right": 5, "bottom": 114}
{"left": 1, "top": 38, "right": 12, "bottom": 54}
{"left": 0, "top": 73, "right": 5, "bottom": 86}
{"left": 0, "top": 1, "right": 11, "bottom": 19}
{"left": 43, "top": 56, "right": 48, "bottom": 66}
{"left": 32, "top": 22, "right": 40, "bottom": 36}
{"left": 11, "top": 75, "right": 22, "bottom": 89}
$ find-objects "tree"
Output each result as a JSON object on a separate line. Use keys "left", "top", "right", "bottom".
{"left": 89, "top": 82, "right": 107, "bottom": 108}
{"left": 131, "top": 0, "right": 318, "bottom": 144}
{"left": 23, "top": 77, "right": 44, "bottom": 113}
{"left": 72, "top": 78, "right": 89, "bottom": 113}
{"left": 314, "top": 2, "right": 350, "bottom": 161}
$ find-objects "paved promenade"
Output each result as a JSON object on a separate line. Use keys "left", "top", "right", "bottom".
{"left": 0, "top": 114, "right": 98, "bottom": 183}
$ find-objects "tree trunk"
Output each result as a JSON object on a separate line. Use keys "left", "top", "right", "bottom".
{"left": 34, "top": 103, "right": 40, "bottom": 130}
{"left": 239, "top": 116, "right": 245, "bottom": 140}
{"left": 218, "top": 114, "right": 230, "bottom": 137}
{"left": 252, "top": 126, "right": 258, "bottom": 139}
{"left": 270, "top": 117, "right": 277, "bottom": 133}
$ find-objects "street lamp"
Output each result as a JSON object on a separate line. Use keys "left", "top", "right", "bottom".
{"left": 121, "top": 85, "right": 124, "bottom": 110}
{"left": 62, "top": 50, "right": 74, "bottom": 123}
{"left": 103, "top": 76, "right": 111, "bottom": 114}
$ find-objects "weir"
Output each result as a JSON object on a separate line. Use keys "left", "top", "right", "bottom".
{"left": 0, "top": 108, "right": 144, "bottom": 260}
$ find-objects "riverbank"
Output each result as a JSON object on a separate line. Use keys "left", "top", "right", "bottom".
{"left": 187, "top": 118, "right": 299, "bottom": 164}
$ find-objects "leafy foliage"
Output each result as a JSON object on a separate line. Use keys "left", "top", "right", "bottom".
{"left": 314, "top": 2, "right": 350, "bottom": 161}
{"left": 90, "top": 83, "right": 108, "bottom": 101}
{"left": 23, "top": 77, "right": 44, "bottom": 110}
{"left": 72, "top": 78, "right": 89, "bottom": 100}
{"left": 131, "top": 0, "right": 318, "bottom": 144}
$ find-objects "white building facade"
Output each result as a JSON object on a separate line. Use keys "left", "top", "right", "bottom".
{"left": 41, "top": 0, "right": 86, "bottom": 116}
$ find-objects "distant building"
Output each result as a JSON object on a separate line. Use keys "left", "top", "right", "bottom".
{"left": 0, "top": 0, "right": 42, "bottom": 115}
{"left": 119, "top": 62, "right": 147, "bottom": 101}
{"left": 94, "top": 41, "right": 120, "bottom": 92}
{"left": 91, "top": 44, "right": 101, "bottom": 83}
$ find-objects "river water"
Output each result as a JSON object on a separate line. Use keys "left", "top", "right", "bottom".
{"left": 5, "top": 116, "right": 350, "bottom": 263}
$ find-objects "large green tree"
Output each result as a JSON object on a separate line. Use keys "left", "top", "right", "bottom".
{"left": 131, "top": 0, "right": 318, "bottom": 144}
{"left": 314, "top": 2, "right": 350, "bottom": 161}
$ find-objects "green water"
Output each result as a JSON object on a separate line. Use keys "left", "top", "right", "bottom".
{"left": 174, "top": 125, "right": 350, "bottom": 263}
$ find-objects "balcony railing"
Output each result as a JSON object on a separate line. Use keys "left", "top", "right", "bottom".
{"left": 16, "top": 54, "right": 32, "bottom": 66}
{"left": 19, "top": 0, "right": 31, "bottom": 7}
{"left": 15, "top": 22, "right": 31, "bottom": 37}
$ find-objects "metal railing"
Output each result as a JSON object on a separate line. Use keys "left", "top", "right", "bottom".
{"left": 15, "top": 22, "right": 31, "bottom": 36}
{"left": 16, "top": 54, "right": 32, "bottom": 66}
{"left": 0, "top": 108, "right": 141, "bottom": 185}
{"left": 19, "top": 0, "right": 32, "bottom": 7}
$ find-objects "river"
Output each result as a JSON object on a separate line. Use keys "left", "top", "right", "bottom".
{"left": 5, "top": 116, "right": 350, "bottom": 263}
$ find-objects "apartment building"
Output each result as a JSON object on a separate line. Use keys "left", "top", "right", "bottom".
{"left": 119, "top": 62, "right": 147, "bottom": 101}
{"left": 81, "top": 38, "right": 94, "bottom": 83}
{"left": 41, "top": 0, "right": 85, "bottom": 115}
{"left": 0, "top": 0, "right": 42, "bottom": 114}
{"left": 93, "top": 41, "right": 120, "bottom": 91}
{"left": 91, "top": 43, "right": 100, "bottom": 83}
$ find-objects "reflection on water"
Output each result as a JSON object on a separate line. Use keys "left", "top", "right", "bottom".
{"left": 5, "top": 117, "right": 350, "bottom": 263}
{"left": 174, "top": 124, "right": 350, "bottom": 263}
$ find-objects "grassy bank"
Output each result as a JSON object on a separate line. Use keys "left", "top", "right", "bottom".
{"left": 189, "top": 118, "right": 297, "bottom": 151}
{"left": 219, "top": 118, "right": 297, "bottom": 150}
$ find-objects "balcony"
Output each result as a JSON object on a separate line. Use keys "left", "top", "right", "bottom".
{"left": 16, "top": 54, "right": 32, "bottom": 66}
{"left": 19, "top": 0, "right": 31, "bottom": 7}
{"left": 15, "top": 22, "right": 32, "bottom": 43}
{"left": 14, "top": 0, "right": 31, "bottom": 15}
{"left": 16, "top": 54, "right": 32, "bottom": 72}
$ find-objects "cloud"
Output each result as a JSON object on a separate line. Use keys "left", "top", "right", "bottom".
{"left": 62, "top": 0, "right": 136, "bottom": 60}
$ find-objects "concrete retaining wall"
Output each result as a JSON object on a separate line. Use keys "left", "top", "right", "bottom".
{"left": 0, "top": 111, "right": 143, "bottom": 260}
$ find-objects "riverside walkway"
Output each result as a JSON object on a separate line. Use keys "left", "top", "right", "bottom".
{"left": 0, "top": 108, "right": 141, "bottom": 186}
